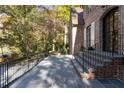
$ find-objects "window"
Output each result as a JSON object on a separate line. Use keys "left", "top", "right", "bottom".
{"left": 86, "top": 25, "right": 91, "bottom": 48}
{"left": 103, "top": 7, "right": 120, "bottom": 52}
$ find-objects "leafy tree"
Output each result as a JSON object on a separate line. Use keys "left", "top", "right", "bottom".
{"left": 0, "top": 5, "right": 76, "bottom": 56}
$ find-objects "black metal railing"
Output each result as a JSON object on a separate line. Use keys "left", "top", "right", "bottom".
{"left": 0, "top": 53, "right": 46, "bottom": 88}
{"left": 72, "top": 34, "right": 124, "bottom": 79}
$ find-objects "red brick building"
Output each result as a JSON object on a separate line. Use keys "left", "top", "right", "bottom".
{"left": 70, "top": 5, "right": 124, "bottom": 54}
{"left": 69, "top": 5, "right": 124, "bottom": 81}
{"left": 83, "top": 5, "right": 124, "bottom": 52}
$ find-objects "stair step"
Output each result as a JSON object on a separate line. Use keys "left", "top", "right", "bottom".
{"left": 75, "top": 56, "right": 92, "bottom": 72}
{"left": 87, "top": 50, "right": 124, "bottom": 58}
{"left": 82, "top": 51, "right": 112, "bottom": 62}
{"left": 78, "top": 55, "right": 104, "bottom": 67}
{"left": 71, "top": 58, "right": 84, "bottom": 75}
{"left": 77, "top": 56, "right": 103, "bottom": 70}
{"left": 71, "top": 58, "right": 105, "bottom": 88}
{"left": 80, "top": 51, "right": 107, "bottom": 60}
{"left": 79, "top": 52, "right": 112, "bottom": 64}
{"left": 74, "top": 50, "right": 124, "bottom": 80}
{"left": 89, "top": 51, "right": 113, "bottom": 57}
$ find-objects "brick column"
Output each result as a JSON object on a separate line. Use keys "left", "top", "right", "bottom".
{"left": 74, "top": 25, "right": 84, "bottom": 54}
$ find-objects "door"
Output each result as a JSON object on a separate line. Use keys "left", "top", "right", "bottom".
{"left": 103, "top": 7, "right": 120, "bottom": 52}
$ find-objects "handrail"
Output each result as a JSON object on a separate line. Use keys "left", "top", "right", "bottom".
{"left": 0, "top": 52, "right": 46, "bottom": 88}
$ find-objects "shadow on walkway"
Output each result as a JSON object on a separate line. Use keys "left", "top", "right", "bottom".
{"left": 9, "top": 55, "right": 84, "bottom": 88}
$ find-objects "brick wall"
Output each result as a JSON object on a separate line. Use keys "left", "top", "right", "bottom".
{"left": 69, "top": 8, "right": 84, "bottom": 54}
{"left": 83, "top": 5, "right": 120, "bottom": 50}
{"left": 69, "top": 6, "right": 124, "bottom": 80}
{"left": 74, "top": 25, "right": 84, "bottom": 54}
{"left": 83, "top": 5, "right": 124, "bottom": 80}
{"left": 95, "top": 60, "right": 124, "bottom": 81}
{"left": 118, "top": 66, "right": 124, "bottom": 81}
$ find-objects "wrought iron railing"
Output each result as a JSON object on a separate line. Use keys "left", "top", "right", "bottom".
{"left": 72, "top": 38, "right": 124, "bottom": 80}
{"left": 0, "top": 53, "right": 46, "bottom": 88}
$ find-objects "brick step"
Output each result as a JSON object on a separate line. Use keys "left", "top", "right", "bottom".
{"left": 85, "top": 50, "right": 124, "bottom": 59}
{"left": 71, "top": 58, "right": 105, "bottom": 87}
{"left": 74, "top": 56, "right": 89, "bottom": 72}
{"left": 89, "top": 51, "right": 114, "bottom": 57}
{"left": 80, "top": 51, "right": 111, "bottom": 60}
{"left": 73, "top": 50, "right": 124, "bottom": 79}
{"left": 73, "top": 55, "right": 107, "bottom": 78}
{"left": 95, "top": 64, "right": 118, "bottom": 78}
{"left": 74, "top": 57, "right": 115, "bottom": 78}
{"left": 71, "top": 58, "right": 84, "bottom": 77}
{"left": 78, "top": 53, "right": 111, "bottom": 66}
{"left": 79, "top": 52, "right": 112, "bottom": 64}
{"left": 79, "top": 56, "right": 104, "bottom": 67}
{"left": 76, "top": 55, "right": 104, "bottom": 69}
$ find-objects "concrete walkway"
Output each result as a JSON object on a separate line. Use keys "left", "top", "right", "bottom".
{"left": 9, "top": 55, "right": 124, "bottom": 88}
{"left": 9, "top": 55, "right": 84, "bottom": 88}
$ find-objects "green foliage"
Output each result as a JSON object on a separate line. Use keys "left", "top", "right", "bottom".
{"left": 0, "top": 5, "right": 71, "bottom": 56}
{"left": 62, "top": 47, "right": 68, "bottom": 54}
{"left": 56, "top": 5, "right": 71, "bottom": 23}
{"left": 56, "top": 5, "right": 80, "bottom": 23}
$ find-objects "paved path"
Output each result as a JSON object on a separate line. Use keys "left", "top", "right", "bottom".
{"left": 9, "top": 55, "right": 84, "bottom": 88}
{"left": 9, "top": 55, "right": 124, "bottom": 88}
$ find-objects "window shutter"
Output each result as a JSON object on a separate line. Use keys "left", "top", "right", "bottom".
{"left": 84, "top": 28, "right": 86, "bottom": 48}
{"left": 91, "top": 22, "right": 95, "bottom": 48}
